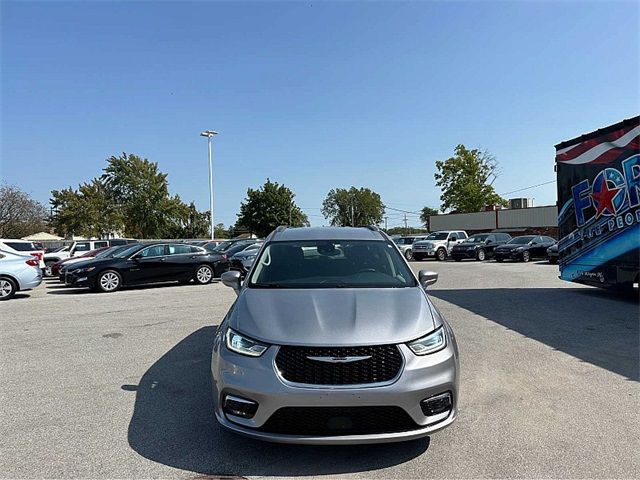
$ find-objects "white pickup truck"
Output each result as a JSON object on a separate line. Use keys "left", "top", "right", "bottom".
{"left": 411, "top": 230, "right": 468, "bottom": 261}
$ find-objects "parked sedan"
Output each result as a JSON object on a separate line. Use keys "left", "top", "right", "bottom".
{"left": 0, "top": 250, "right": 43, "bottom": 300}
{"left": 494, "top": 235, "right": 557, "bottom": 262}
{"left": 64, "top": 243, "right": 230, "bottom": 292}
{"left": 450, "top": 233, "right": 512, "bottom": 261}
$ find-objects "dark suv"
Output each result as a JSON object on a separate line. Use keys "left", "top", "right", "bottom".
{"left": 450, "top": 233, "right": 511, "bottom": 261}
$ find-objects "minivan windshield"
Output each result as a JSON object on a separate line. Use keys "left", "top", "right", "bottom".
{"left": 507, "top": 236, "right": 534, "bottom": 245}
{"left": 249, "top": 240, "right": 417, "bottom": 288}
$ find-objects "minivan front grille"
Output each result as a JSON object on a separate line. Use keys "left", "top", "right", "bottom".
{"left": 275, "top": 344, "right": 403, "bottom": 385}
{"left": 258, "top": 406, "right": 418, "bottom": 436}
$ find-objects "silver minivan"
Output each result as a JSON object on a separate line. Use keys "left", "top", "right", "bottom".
{"left": 213, "top": 226, "right": 459, "bottom": 444}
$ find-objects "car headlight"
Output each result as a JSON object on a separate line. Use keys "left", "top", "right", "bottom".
{"left": 407, "top": 326, "right": 446, "bottom": 355}
{"left": 75, "top": 266, "right": 96, "bottom": 274}
{"left": 515, "top": 247, "right": 525, "bottom": 252}
{"left": 225, "top": 328, "right": 269, "bottom": 357}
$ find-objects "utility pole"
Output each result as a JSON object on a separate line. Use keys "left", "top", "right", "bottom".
{"left": 350, "top": 202, "right": 355, "bottom": 227}
{"left": 384, "top": 216, "right": 388, "bottom": 231}
{"left": 403, "top": 213, "right": 408, "bottom": 234}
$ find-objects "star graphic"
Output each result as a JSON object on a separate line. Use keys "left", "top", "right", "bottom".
{"left": 592, "top": 178, "right": 621, "bottom": 217}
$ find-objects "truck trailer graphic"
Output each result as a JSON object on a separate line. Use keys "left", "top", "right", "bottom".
{"left": 555, "top": 116, "right": 639, "bottom": 290}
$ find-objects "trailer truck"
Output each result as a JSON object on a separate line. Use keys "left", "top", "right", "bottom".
{"left": 555, "top": 115, "right": 639, "bottom": 291}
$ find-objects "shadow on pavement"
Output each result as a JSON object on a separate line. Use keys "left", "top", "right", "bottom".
{"left": 46, "top": 282, "right": 190, "bottom": 295}
{"left": 125, "top": 327, "right": 429, "bottom": 476}
{"left": 429, "top": 287, "right": 639, "bottom": 381}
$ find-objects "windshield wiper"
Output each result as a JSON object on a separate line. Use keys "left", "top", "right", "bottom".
{"left": 253, "top": 283, "right": 284, "bottom": 288}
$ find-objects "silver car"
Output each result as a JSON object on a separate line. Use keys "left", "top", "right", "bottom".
{"left": 213, "top": 226, "right": 459, "bottom": 444}
{"left": 0, "top": 249, "right": 43, "bottom": 300}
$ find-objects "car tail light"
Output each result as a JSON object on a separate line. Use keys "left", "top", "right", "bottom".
{"left": 31, "top": 252, "right": 43, "bottom": 261}
{"left": 25, "top": 258, "right": 39, "bottom": 267}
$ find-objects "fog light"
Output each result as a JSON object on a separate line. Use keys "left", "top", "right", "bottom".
{"left": 420, "top": 392, "right": 452, "bottom": 416}
{"left": 223, "top": 394, "right": 258, "bottom": 419}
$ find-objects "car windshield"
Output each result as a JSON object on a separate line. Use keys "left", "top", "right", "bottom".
{"left": 465, "top": 235, "right": 489, "bottom": 243}
{"left": 113, "top": 244, "right": 144, "bottom": 258}
{"left": 507, "top": 236, "right": 534, "bottom": 245}
{"left": 94, "top": 246, "right": 124, "bottom": 259}
{"left": 249, "top": 240, "right": 417, "bottom": 289}
{"left": 426, "top": 232, "right": 448, "bottom": 240}
{"left": 211, "top": 240, "right": 236, "bottom": 251}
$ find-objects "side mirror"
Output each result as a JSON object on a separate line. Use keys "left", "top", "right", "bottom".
{"left": 221, "top": 270, "right": 242, "bottom": 295}
{"left": 132, "top": 254, "right": 142, "bottom": 261}
{"left": 418, "top": 270, "right": 438, "bottom": 289}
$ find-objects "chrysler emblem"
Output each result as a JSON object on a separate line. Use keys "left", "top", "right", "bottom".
{"left": 306, "top": 355, "right": 371, "bottom": 363}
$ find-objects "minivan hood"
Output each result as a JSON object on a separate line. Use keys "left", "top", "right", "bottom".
{"left": 229, "top": 287, "right": 438, "bottom": 346}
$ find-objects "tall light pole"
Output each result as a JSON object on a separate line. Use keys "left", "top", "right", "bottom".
{"left": 200, "top": 130, "right": 218, "bottom": 239}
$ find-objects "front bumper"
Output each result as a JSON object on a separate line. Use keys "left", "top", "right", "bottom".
{"left": 494, "top": 250, "right": 522, "bottom": 260}
{"left": 412, "top": 248, "right": 436, "bottom": 257}
{"left": 64, "top": 271, "right": 95, "bottom": 288}
{"left": 451, "top": 249, "right": 476, "bottom": 259}
{"left": 211, "top": 327, "right": 459, "bottom": 444}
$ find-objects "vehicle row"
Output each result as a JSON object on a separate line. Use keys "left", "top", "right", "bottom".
{"left": 394, "top": 231, "right": 558, "bottom": 263}
{"left": 54, "top": 238, "right": 264, "bottom": 294}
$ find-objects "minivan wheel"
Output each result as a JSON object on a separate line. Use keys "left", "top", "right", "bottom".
{"left": 0, "top": 277, "right": 17, "bottom": 300}
{"left": 436, "top": 248, "right": 447, "bottom": 261}
{"left": 195, "top": 264, "right": 213, "bottom": 284}
{"left": 404, "top": 250, "right": 413, "bottom": 261}
{"left": 476, "top": 249, "right": 486, "bottom": 261}
{"left": 522, "top": 251, "right": 530, "bottom": 262}
{"left": 97, "top": 270, "right": 122, "bottom": 293}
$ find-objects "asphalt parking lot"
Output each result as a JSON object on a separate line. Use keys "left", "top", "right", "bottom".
{"left": 1, "top": 260, "right": 638, "bottom": 479}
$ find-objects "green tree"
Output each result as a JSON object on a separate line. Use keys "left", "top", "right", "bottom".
{"left": 235, "top": 179, "right": 309, "bottom": 237}
{"left": 0, "top": 184, "right": 48, "bottom": 238}
{"left": 434, "top": 145, "right": 508, "bottom": 213}
{"left": 102, "top": 153, "right": 173, "bottom": 238}
{"left": 420, "top": 206, "right": 439, "bottom": 230}
{"left": 50, "top": 180, "right": 124, "bottom": 238}
{"left": 50, "top": 152, "right": 211, "bottom": 239}
{"left": 322, "top": 187, "right": 385, "bottom": 227}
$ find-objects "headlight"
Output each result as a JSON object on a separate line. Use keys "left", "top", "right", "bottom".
{"left": 515, "top": 247, "right": 525, "bottom": 252}
{"left": 75, "top": 266, "right": 96, "bottom": 274}
{"left": 407, "top": 326, "right": 446, "bottom": 355}
{"left": 225, "top": 328, "right": 269, "bottom": 357}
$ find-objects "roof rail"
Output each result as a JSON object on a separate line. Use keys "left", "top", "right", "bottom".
{"left": 274, "top": 226, "right": 288, "bottom": 233}
{"left": 363, "top": 225, "right": 380, "bottom": 232}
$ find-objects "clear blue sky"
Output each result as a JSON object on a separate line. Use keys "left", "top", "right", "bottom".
{"left": 2, "top": 1, "right": 638, "bottom": 229}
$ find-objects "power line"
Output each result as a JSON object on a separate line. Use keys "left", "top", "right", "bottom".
{"left": 500, "top": 180, "right": 556, "bottom": 196}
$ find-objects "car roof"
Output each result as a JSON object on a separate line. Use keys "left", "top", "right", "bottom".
{"left": 269, "top": 226, "right": 385, "bottom": 242}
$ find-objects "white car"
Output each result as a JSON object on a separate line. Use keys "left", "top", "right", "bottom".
{"left": 412, "top": 230, "right": 468, "bottom": 261}
{"left": 0, "top": 239, "right": 45, "bottom": 268}
{"left": 0, "top": 249, "right": 43, "bottom": 300}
